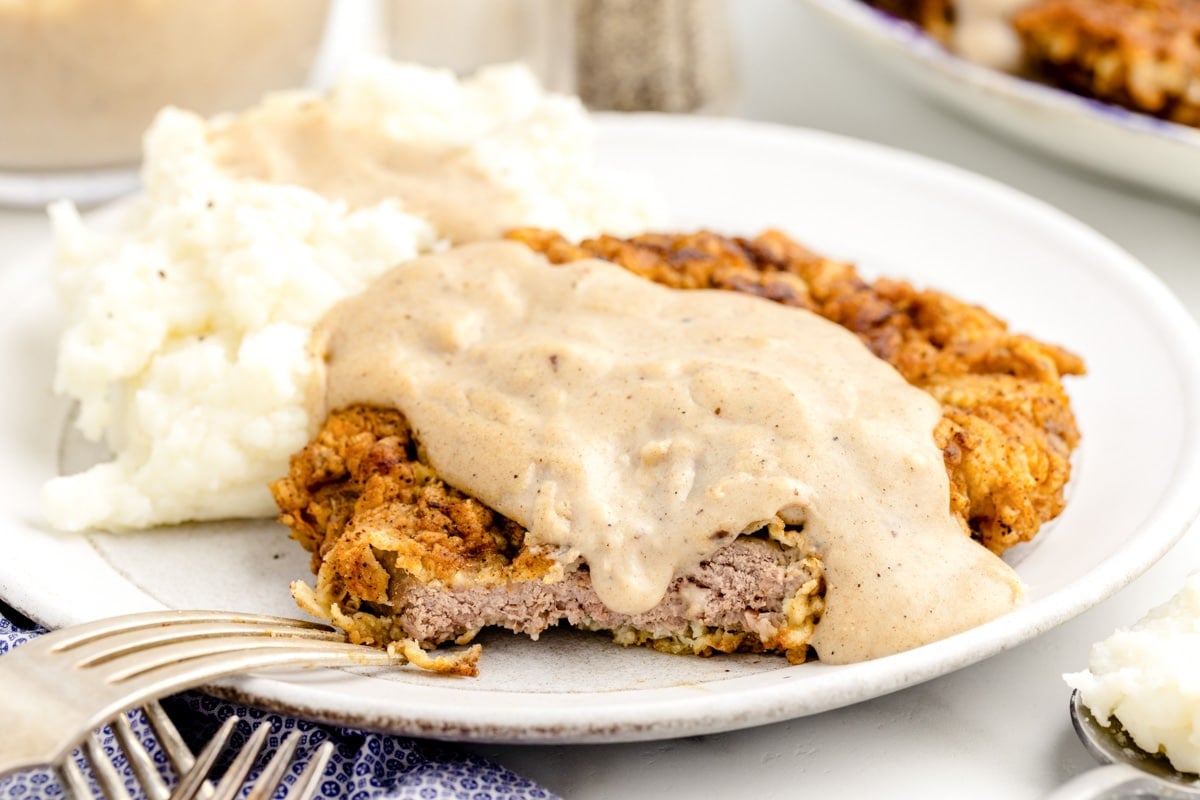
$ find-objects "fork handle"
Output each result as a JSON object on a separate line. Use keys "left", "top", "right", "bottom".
{"left": 0, "top": 659, "right": 80, "bottom": 779}
{"left": 0, "top": 644, "right": 397, "bottom": 778}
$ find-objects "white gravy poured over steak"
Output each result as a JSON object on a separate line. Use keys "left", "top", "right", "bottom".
{"left": 309, "top": 241, "right": 1024, "bottom": 663}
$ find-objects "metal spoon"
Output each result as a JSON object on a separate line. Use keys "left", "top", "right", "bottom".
{"left": 1045, "top": 690, "right": 1200, "bottom": 799}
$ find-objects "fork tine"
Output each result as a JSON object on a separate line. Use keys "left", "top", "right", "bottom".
{"left": 288, "top": 741, "right": 335, "bottom": 800}
{"left": 140, "top": 702, "right": 216, "bottom": 800}
{"left": 58, "top": 755, "right": 94, "bottom": 800}
{"left": 83, "top": 731, "right": 134, "bottom": 800}
{"left": 105, "top": 636, "right": 395, "bottom": 684}
{"left": 166, "top": 716, "right": 238, "bottom": 800}
{"left": 43, "top": 611, "right": 336, "bottom": 654}
{"left": 112, "top": 712, "right": 170, "bottom": 800}
{"left": 142, "top": 700, "right": 198, "bottom": 778}
{"left": 55, "top": 699, "right": 337, "bottom": 800}
{"left": 66, "top": 620, "right": 345, "bottom": 669}
{"left": 209, "top": 722, "right": 272, "bottom": 800}
{"left": 39, "top": 641, "right": 398, "bottom": 767}
{"left": 243, "top": 731, "right": 301, "bottom": 800}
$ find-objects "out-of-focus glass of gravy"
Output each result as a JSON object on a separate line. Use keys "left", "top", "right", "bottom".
{"left": 0, "top": 0, "right": 332, "bottom": 206}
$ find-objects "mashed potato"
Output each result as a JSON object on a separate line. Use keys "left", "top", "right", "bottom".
{"left": 43, "top": 58, "right": 658, "bottom": 532}
{"left": 1065, "top": 572, "right": 1200, "bottom": 774}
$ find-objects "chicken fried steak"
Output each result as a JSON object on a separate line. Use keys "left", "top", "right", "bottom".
{"left": 272, "top": 229, "right": 1084, "bottom": 675}
{"left": 867, "top": 0, "right": 1200, "bottom": 127}
{"left": 1013, "top": 0, "right": 1200, "bottom": 127}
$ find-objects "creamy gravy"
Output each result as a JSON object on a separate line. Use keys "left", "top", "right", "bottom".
{"left": 209, "top": 104, "right": 524, "bottom": 244}
{"left": 310, "top": 241, "right": 1024, "bottom": 662}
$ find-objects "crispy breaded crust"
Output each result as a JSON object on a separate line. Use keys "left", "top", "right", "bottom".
{"left": 509, "top": 228, "right": 1084, "bottom": 554}
{"left": 273, "top": 405, "right": 557, "bottom": 595}
{"left": 1013, "top": 0, "right": 1200, "bottom": 126}
{"left": 870, "top": 0, "right": 1200, "bottom": 127}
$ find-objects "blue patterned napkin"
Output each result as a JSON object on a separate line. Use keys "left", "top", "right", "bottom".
{"left": 0, "top": 608, "right": 557, "bottom": 799}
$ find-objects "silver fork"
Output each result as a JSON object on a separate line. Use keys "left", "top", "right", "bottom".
{"left": 0, "top": 609, "right": 400, "bottom": 780}
{"left": 59, "top": 699, "right": 335, "bottom": 800}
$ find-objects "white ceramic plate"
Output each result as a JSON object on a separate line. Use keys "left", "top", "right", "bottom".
{"left": 803, "top": 0, "right": 1200, "bottom": 207}
{"left": 3, "top": 115, "right": 1200, "bottom": 743}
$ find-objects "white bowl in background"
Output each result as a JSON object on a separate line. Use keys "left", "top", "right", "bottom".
{"left": 804, "top": 0, "right": 1200, "bottom": 207}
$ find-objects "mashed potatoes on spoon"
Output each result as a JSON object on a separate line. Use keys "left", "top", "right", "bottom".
{"left": 1066, "top": 572, "right": 1200, "bottom": 774}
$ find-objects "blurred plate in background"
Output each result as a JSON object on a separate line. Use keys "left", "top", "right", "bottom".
{"left": 803, "top": 0, "right": 1200, "bottom": 207}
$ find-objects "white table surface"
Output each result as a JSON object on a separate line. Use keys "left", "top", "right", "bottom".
{"left": 3, "top": 2, "right": 1198, "bottom": 798}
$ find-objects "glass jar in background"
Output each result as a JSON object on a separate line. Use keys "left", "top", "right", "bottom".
{"left": 0, "top": 0, "right": 332, "bottom": 207}
{"left": 383, "top": 0, "right": 736, "bottom": 113}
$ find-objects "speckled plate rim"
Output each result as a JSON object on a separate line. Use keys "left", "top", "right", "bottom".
{"left": 3, "top": 114, "right": 1200, "bottom": 743}
{"left": 802, "top": 0, "right": 1200, "bottom": 204}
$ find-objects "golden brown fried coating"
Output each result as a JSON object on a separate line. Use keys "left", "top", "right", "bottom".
{"left": 273, "top": 405, "right": 557, "bottom": 602}
{"left": 1013, "top": 0, "right": 1200, "bottom": 126}
{"left": 507, "top": 228, "right": 1084, "bottom": 554}
{"left": 865, "top": 0, "right": 1200, "bottom": 127}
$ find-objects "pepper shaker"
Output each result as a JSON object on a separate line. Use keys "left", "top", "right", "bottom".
{"left": 574, "top": 0, "right": 736, "bottom": 113}
{"left": 384, "top": 0, "right": 736, "bottom": 113}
